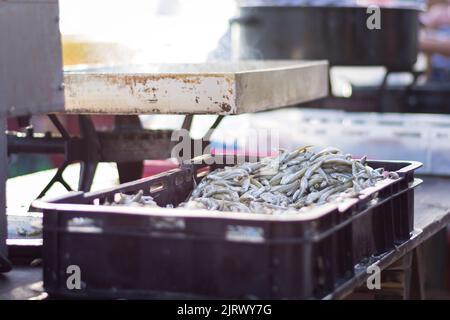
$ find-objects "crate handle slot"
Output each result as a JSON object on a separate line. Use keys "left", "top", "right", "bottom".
{"left": 66, "top": 217, "right": 103, "bottom": 234}
{"left": 150, "top": 182, "right": 166, "bottom": 193}
{"left": 393, "top": 131, "right": 421, "bottom": 138}
{"left": 342, "top": 130, "right": 368, "bottom": 136}
{"left": 435, "top": 132, "right": 448, "bottom": 139}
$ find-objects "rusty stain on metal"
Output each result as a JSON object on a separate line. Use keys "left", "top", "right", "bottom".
{"left": 219, "top": 102, "right": 232, "bottom": 112}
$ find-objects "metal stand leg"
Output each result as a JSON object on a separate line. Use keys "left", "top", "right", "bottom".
{"left": 187, "top": 115, "right": 225, "bottom": 159}
{"left": 114, "top": 115, "right": 144, "bottom": 183}
{"left": 78, "top": 115, "right": 100, "bottom": 191}
{"left": 379, "top": 70, "right": 391, "bottom": 113}
{"left": 37, "top": 161, "right": 72, "bottom": 199}
{"left": 34, "top": 115, "right": 73, "bottom": 198}
{"left": 204, "top": 115, "right": 224, "bottom": 140}
{"left": 78, "top": 161, "right": 98, "bottom": 192}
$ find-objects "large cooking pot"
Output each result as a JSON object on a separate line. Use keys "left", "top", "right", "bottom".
{"left": 231, "top": 5, "right": 421, "bottom": 70}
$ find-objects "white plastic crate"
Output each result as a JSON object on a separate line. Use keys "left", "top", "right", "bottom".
{"left": 429, "top": 125, "right": 450, "bottom": 176}
{"left": 211, "top": 109, "right": 450, "bottom": 175}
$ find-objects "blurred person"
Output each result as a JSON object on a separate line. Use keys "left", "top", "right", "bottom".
{"left": 420, "top": 0, "right": 450, "bottom": 81}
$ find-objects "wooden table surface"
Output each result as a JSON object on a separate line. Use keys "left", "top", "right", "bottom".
{"left": 1, "top": 175, "right": 450, "bottom": 300}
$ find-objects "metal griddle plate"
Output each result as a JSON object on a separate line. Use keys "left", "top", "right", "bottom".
{"left": 63, "top": 60, "right": 328, "bottom": 115}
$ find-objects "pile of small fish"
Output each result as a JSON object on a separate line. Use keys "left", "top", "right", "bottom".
{"left": 179, "top": 147, "right": 399, "bottom": 214}
{"left": 102, "top": 147, "right": 399, "bottom": 215}
{"left": 104, "top": 190, "right": 160, "bottom": 208}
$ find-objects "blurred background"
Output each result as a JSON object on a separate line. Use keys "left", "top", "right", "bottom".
{"left": 3, "top": 0, "right": 450, "bottom": 300}
{"left": 10, "top": 0, "right": 434, "bottom": 179}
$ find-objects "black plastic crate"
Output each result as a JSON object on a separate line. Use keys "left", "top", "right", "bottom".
{"left": 34, "top": 155, "right": 421, "bottom": 299}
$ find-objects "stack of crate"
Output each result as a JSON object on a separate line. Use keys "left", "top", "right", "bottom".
{"left": 211, "top": 109, "right": 450, "bottom": 176}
